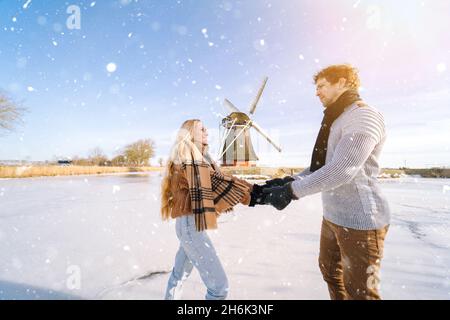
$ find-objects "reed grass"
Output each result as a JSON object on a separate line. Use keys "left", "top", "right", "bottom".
{"left": 0, "top": 165, "right": 163, "bottom": 178}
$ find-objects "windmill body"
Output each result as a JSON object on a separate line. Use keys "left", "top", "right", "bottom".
{"left": 219, "top": 77, "right": 281, "bottom": 167}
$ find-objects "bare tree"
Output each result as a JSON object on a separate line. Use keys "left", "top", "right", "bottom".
{"left": 71, "top": 156, "right": 90, "bottom": 166}
{"left": 0, "top": 91, "right": 26, "bottom": 133}
{"left": 123, "top": 139, "right": 155, "bottom": 166}
{"left": 111, "top": 154, "right": 126, "bottom": 167}
{"left": 88, "top": 147, "right": 109, "bottom": 166}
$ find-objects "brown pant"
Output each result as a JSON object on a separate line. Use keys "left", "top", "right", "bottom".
{"left": 318, "top": 218, "right": 389, "bottom": 300}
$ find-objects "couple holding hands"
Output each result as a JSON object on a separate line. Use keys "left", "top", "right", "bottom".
{"left": 161, "top": 64, "right": 391, "bottom": 300}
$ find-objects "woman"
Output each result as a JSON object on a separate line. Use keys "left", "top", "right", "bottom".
{"left": 161, "top": 119, "right": 262, "bottom": 300}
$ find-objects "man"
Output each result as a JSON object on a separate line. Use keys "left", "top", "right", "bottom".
{"left": 263, "top": 64, "right": 391, "bottom": 300}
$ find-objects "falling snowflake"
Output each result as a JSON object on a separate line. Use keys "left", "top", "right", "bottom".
{"left": 443, "top": 185, "right": 450, "bottom": 194}
{"left": 112, "top": 185, "right": 120, "bottom": 194}
{"left": 201, "top": 28, "right": 208, "bottom": 38}
{"left": 253, "top": 39, "right": 267, "bottom": 51}
{"left": 106, "top": 62, "right": 117, "bottom": 73}
{"left": 436, "top": 63, "right": 446, "bottom": 73}
{"left": 23, "top": 0, "right": 32, "bottom": 9}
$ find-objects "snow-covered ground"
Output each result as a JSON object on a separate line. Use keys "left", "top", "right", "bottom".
{"left": 0, "top": 173, "right": 449, "bottom": 300}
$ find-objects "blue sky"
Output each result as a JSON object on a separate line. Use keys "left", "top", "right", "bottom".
{"left": 0, "top": 0, "right": 449, "bottom": 168}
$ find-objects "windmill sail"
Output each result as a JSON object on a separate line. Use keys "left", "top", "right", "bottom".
{"left": 250, "top": 121, "right": 282, "bottom": 152}
{"left": 248, "top": 76, "right": 268, "bottom": 115}
{"left": 224, "top": 99, "right": 240, "bottom": 113}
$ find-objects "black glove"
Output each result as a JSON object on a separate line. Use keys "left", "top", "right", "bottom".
{"left": 264, "top": 176, "right": 295, "bottom": 187}
{"left": 249, "top": 184, "right": 267, "bottom": 207}
{"left": 262, "top": 182, "right": 298, "bottom": 210}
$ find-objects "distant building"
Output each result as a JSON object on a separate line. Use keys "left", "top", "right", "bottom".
{"left": 57, "top": 160, "right": 72, "bottom": 166}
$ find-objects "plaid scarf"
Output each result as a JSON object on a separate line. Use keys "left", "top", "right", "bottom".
{"left": 183, "top": 156, "right": 249, "bottom": 232}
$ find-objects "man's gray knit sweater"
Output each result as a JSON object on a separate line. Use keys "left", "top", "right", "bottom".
{"left": 291, "top": 102, "right": 391, "bottom": 230}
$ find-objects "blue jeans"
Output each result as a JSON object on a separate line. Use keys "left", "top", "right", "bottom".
{"left": 164, "top": 215, "right": 229, "bottom": 300}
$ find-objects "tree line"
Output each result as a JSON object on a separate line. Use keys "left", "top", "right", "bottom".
{"left": 1, "top": 91, "right": 159, "bottom": 167}
{"left": 71, "top": 139, "right": 156, "bottom": 167}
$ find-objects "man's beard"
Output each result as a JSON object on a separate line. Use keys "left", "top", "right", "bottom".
{"left": 323, "top": 91, "right": 347, "bottom": 108}
{"left": 318, "top": 96, "right": 330, "bottom": 108}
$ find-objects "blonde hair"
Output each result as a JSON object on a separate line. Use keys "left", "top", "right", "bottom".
{"left": 160, "top": 119, "right": 207, "bottom": 220}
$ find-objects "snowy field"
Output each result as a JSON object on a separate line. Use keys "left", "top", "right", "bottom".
{"left": 0, "top": 172, "right": 449, "bottom": 300}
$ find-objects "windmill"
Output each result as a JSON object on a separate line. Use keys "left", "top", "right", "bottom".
{"left": 218, "top": 77, "right": 282, "bottom": 167}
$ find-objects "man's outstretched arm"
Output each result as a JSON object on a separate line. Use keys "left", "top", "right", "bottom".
{"left": 290, "top": 132, "right": 378, "bottom": 198}
{"left": 293, "top": 166, "right": 312, "bottom": 179}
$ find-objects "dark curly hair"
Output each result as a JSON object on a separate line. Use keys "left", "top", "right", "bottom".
{"left": 313, "top": 64, "right": 360, "bottom": 90}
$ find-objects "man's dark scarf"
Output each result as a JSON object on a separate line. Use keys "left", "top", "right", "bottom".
{"left": 309, "top": 89, "right": 361, "bottom": 172}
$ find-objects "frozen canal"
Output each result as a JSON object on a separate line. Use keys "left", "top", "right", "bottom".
{"left": 0, "top": 173, "right": 449, "bottom": 299}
